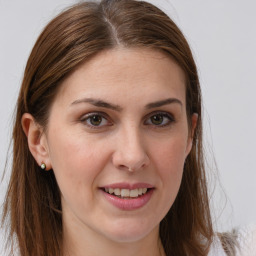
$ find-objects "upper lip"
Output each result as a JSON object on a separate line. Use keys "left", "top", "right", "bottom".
{"left": 101, "top": 182, "right": 154, "bottom": 190}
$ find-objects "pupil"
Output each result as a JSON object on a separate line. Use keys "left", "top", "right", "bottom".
{"left": 91, "top": 115, "right": 102, "bottom": 125}
{"left": 151, "top": 115, "right": 163, "bottom": 125}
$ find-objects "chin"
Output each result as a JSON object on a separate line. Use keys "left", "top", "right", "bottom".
{"left": 101, "top": 219, "right": 159, "bottom": 243}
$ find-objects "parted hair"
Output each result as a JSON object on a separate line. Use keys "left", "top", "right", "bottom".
{"left": 3, "top": 0, "right": 215, "bottom": 255}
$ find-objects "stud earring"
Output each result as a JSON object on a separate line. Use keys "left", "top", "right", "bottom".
{"left": 40, "top": 163, "right": 46, "bottom": 170}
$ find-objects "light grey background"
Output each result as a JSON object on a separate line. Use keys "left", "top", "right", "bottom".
{"left": 1, "top": 0, "right": 256, "bottom": 254}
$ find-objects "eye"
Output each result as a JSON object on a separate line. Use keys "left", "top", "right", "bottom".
{"left": 145, "top": 112, "right": 174, "bottom": 127}
{"left": 80, "top": 113, "right": 111, "bottom": 128}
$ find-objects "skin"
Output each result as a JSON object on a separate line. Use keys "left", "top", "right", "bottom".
{"left": 22, "top": 48, "right": 197, "bottom": 256}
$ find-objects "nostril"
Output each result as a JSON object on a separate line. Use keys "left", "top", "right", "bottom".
{"left": 119, "top": 165, "right": 128, "bottom": 170}
{"left": 112, "top": 148, "right": 150, "bottom": 172}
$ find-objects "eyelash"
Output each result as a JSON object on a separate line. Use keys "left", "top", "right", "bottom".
{"left": 80, "top": 112, "right": 112, "bottom": 129}
{"left": 79, "top": 111, "right": 175, "bottom": 129}
{"left": 144, "top": 111, "right": 175, "bottom": 128}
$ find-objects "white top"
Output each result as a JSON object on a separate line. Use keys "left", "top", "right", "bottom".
{"left": 236, "top": 223, "right": 256, "bottom": 256}
{"left": 208, "top": 224, "right": 256, "bottom": 256}
{"left": 208, "top": 236, "right": 226, "bottom": 256}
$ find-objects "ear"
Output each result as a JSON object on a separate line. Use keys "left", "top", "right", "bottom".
{"left": 185, "top": 113, "right": 198, "bottom": 156}
{"left": 21, "top": 113, "right": 52, "bottom": 170}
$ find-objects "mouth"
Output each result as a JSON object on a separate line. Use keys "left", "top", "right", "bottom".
{"left": 102, "top": 187, "right": 152, "bottom": 199}
{"left": 100, "top": 184, "right": 155, "bottom": 210}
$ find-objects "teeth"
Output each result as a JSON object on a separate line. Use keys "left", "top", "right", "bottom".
{"left": 129, "top": 189, "right": 138, "bottom": 197}
{"left": 114, "top": 188, "right": 121, "bottom": 196}
{"left": 104, "top": 187, "right": 148, "bottom": 198}
{"left": 121, "top": 189, "right": 129, "bottom": 197}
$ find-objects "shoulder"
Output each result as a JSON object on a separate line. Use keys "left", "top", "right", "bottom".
{"left": 208, "top": 235, "right": 226, "bottom": 256}
{"left": 236, "top": 223, "right": 256, "bottom": 256}
{"left": 208, "top": 224, "right": 256, "bottom": 256}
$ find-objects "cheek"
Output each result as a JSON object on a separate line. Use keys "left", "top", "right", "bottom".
{"left": 153, "top": 136, "right": 187, "bottom": 170}
{"left": 151, "top": 135, "right": 188, "bottom": 191}
{"left": 47, "top": 127, "right": 108, "bottom": 191}
{"left": 146, "top": 137, "right": 187, "bottom": 220}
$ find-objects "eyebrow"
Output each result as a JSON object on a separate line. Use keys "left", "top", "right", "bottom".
{"left": 145, "top": 98, "right": 182, "bottom": 109}
{"left": 70, "top": 97, "right": 182, "bottom": 111}
{"left": 71, "top": 98, "right": 123, "bottom": 111}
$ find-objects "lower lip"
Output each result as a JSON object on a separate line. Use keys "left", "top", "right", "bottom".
{"left": 101, "top": 189, "right": 154, "bottom": 210}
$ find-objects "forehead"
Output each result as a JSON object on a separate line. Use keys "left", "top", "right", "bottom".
{"left": 55, "top": 47, "right": 186, "bottom": 106}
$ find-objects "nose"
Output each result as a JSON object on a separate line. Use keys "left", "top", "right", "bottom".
{"left": 112, "top": 126, "right": 150, "bottom": 172}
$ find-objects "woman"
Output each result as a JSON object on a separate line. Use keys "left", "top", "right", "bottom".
{"left": 2, "top": 0, "right": 238, "bottom": 255}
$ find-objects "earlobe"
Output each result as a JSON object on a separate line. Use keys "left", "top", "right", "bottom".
{"left": 185, "top": 113, "right": 198, "bottom": 156}
{"left": 21, "top": 113, "right": 52, "bottom": 170}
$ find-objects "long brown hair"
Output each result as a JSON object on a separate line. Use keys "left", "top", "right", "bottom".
{"left": 3, "top": 0, "right": 214, "bottom": 255}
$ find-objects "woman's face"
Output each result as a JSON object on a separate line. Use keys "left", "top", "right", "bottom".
{"left": 43, "top": 48, "right": 195, "bottom": 244}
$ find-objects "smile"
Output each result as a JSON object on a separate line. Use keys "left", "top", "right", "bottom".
{"left": 101, "top": 184, "right": 154, "bottom": 210}
{"left": 104, "top": 188, "right": 148, "bottom": 198}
